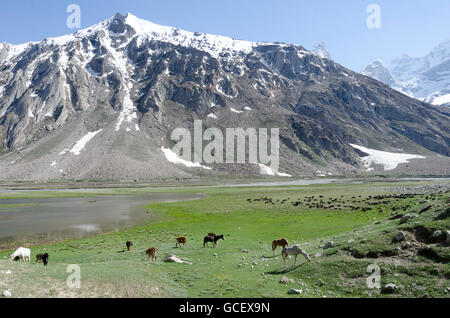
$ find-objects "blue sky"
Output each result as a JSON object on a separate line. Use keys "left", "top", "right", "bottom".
{"left": 1, "top": 0, "right": 449, "bottom": 71}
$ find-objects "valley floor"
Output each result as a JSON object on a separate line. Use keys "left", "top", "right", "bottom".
{"left": 0, "top": 180, "right": 449, "bottom": 298}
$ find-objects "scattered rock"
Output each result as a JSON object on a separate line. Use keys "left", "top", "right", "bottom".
{"left": 280, "top": 277, "right": 294, "bottom": 284}
{"left": 430, "top": 230, "right": 444, "bottom": 242}
{"left": 2, "top": 290, "right": 11, "bottom": 297}
{"left": 242, "top": 250, "right": 250, "bottom": 253}
{"left": 288, "top": 288, "right": 303, "bottom": 295}
{"left": 317, "top": 279, "right": 324, "bottom": 286}
{"left": 347, "top": 239, "right": 354, "bottom": 244}
{"left": 422, "top": 293, "right": 430, "bottom": 298}
{"left": 323, "top": 241, "right": 334, "bottom": 249}
{"left": 213, "top": 253, "right": 218, "bottom": 259}
{"left": 434, "top": 209, "right": 450, "bottom": 220}
{"left": 401, "top": 242, "right": 411, "bottom": 250}
{"left": 314, "top": 252, "right": 322, "bottom": 258}
{"left": 419, "top": 205, "right": 433, "bottom": 214}
{"left": 400, "top": 214, "right": 413, "bottom": 224}
{"left": 393, "top": 231, "right": 406, "bottom": 242}
{"left": 382, "top": 283, "right": 397, "bottom": 294}
{"left": 446, "top": 230, "right": 450, "bottom": 244}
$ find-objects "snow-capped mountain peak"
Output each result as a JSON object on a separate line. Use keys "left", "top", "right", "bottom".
{"left": 123, "top": 13, "right": 257, "bottom": 57}
{"left": 312, "top": 42, "right": 331, "bottom": 60}
{"left": 361, "top": 59, "right": 404, "bottom": 91}
{"left": 30, "top": 12, "right": 259, "bottom": 59}
{"left": 362, "top": 39, "right": 450, "bottom": 106}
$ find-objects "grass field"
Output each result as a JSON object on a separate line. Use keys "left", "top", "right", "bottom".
{"left": 0, "top": 181, "right": 448, "bottom": 298}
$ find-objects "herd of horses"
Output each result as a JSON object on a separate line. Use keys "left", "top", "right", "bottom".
{"left": 10, "top": 234, "right": 309, "bottom": 269}
{"left": 135, "top": 234, "right": 310, "bottom": 267}
{"left": 137, "top": 233, "right": 225, "bottom": 261}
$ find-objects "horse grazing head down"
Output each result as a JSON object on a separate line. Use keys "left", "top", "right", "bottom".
{"left": 281, "top": 245, "right": 311, "bottom": 267}
{"left": 10, "top": 247, "right": 31, "bottom": 262}
{"left": 146, "top": 247, "right": 158, "bottom": 261}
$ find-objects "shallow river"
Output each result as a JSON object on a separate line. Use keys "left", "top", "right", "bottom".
{"left": 0, "top": 192, "right": 205, "bottom": 247}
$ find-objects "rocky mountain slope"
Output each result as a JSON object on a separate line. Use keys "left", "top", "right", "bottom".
{"left": 0, "top": 13, "right": 449, "bottom": 181}
{"left": 362, "top": 40, "right": 450, "bottom": 107}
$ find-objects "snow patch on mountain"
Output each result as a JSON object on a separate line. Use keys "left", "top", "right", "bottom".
{"left": 349, "top": 144, "right": 426, "bottom": 171}
{"left": 430, "top": 93, "right": 450, "bottom": 105}
{"left": 161, "top": 147, "right": 212, "bottom": 170}
{"left": 70, "top": 129, "right": 103, "bottom": 156}
{"left": 258, "top": 164, "right": 292, "bottom": 177}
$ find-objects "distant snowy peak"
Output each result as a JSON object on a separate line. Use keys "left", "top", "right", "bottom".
{"left": 312, "top": 42, "right": 331, "bottom": 60}
{"left": 362, "top": 39, "right": 450, "bottom": 106}
{"left": 391, "top": 39, "right": 450, "bottom": 79}
{"left": 361, "top": 59, "right": 401, "bottom": 89}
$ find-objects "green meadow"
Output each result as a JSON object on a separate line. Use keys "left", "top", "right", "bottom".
{"left": 0, "top": 181, "right": 448, "bottom": 298}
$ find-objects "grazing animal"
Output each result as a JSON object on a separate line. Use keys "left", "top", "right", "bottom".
{"left": 281, "top": 245, "right": 311, "bottom": 268}
{"left": 146, "top": 247, "right": 158, "bottom": 261}
{"left": 176, "top": 237, "right": 187, "bottom": 248}
{"left": 272, "top": 238, "right": 290, "bottom": 255}
{"left": 36, "top": 253, "right": 49, "bottom": 266}
{"left": 10, "top": 247, "right": 31, "bottom": 263}
{"left": 126, "top": 241, "right": 133, "bottom": 251}
{"left": 203, "top": 234, "right": 224, "bottom": 248}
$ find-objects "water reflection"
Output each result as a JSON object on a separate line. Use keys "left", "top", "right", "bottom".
{"left": 0, "top": 192, "right": 204, "bottom": 248}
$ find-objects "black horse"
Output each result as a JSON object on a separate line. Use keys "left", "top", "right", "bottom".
{"left": 36, "top": 253, "right": 49, "bottom": 266}
{"left": 203, "top": 234, "right": 225, "bottom": 247}
{"left": 126, "top": 241, "right": 133, "bottom": 251}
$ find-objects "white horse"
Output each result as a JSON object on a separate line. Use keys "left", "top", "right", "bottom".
{"left": 281, "top": 245, "right": 311, "bottom": 268}
{"left": 10, "top": 247, "right": 31, "bottom": 262}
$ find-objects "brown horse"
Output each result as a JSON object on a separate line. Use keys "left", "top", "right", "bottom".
{"left": 176, "top": 237, "right": 187, "bottom": 248}
{"left": 272, "top": 238, "right": 289, "bottom": 255}
{"left": 146, "top": 247, "right": 158, "bottom": 261}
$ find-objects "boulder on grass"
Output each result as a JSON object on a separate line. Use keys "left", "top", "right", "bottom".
{"left": 393, "top": 232, "right": 405, "bottom": 243}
